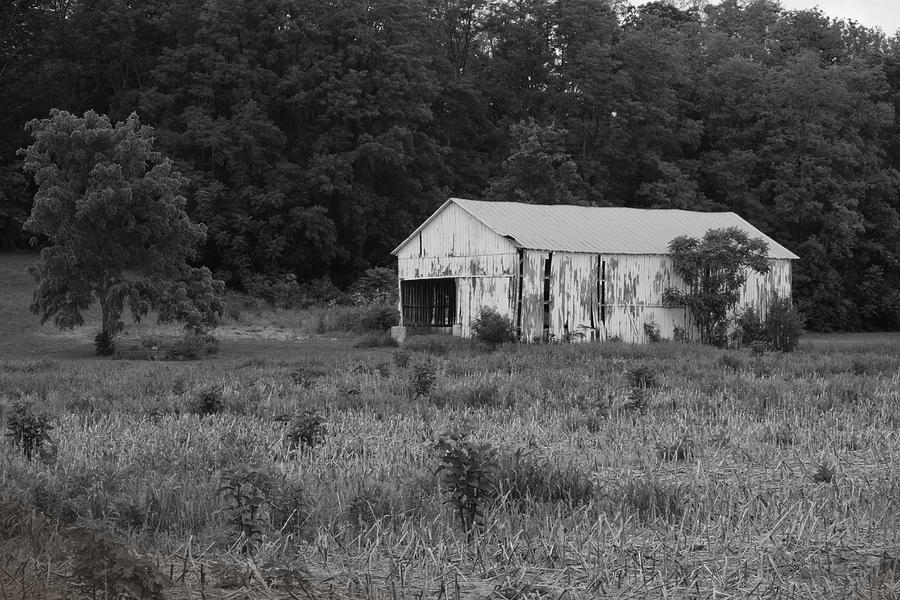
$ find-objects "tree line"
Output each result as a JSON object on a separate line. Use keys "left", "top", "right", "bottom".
{"left": 2, "top": 0, "right": 900, "bottom": 331}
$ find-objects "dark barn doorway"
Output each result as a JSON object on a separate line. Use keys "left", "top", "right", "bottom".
{"left": 401, "top": 278, "right": 456, "bottom": 328}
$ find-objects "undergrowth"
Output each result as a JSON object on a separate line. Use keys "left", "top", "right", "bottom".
{"left": 0, "top": 336, "right": 898, "bottom": 598}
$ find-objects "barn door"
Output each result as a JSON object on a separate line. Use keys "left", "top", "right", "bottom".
{"left": 401, "top": 279, "right": 457, "bottom": 327}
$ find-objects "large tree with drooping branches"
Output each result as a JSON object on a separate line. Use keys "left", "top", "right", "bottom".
{"left": 22, "top": 109, "right": 224, "bottom": 354}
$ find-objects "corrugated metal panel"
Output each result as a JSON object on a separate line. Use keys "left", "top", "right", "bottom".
{"left": 394, "top": 198, "right": 798, "bottom": 260}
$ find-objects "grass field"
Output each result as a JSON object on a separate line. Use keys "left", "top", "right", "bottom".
{"left": 2, "top": 253, "right": 900, "bottom": 599}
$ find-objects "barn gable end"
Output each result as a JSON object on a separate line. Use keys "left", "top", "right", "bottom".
{"left": 393, "top": 200, "right": 519, "bottom": 337}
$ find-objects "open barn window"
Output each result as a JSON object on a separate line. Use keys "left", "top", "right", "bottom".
{"left": 401, "top": 279, "right": 456, "bottom": 327}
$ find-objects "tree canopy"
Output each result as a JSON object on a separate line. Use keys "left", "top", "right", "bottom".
{"left": 22, "top": 109, "right": 224, "bottom": 354}
{"left": 664, "top": 227, "right": 770, "bottom": 346}
{"left": 3, "top": 0, "right": 900, "bottom": 331}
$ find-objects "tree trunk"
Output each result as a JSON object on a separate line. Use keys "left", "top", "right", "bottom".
{"left": 95, "top": 286, "right": 115, "bottom": 356}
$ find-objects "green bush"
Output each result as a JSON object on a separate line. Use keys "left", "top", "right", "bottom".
{"left": 244, "top": 273, "right": 348, "bottom": 309}
{"left": 5, "top": 403, "right": 55, "bottom": 460}
{"left": 409, "top": 359, "right": 437, "bottom": 397}
{"left": 165, "top": 332, "right": 219, "bottom": 360}
{"left": 434, "top": 433, "right": 498, "bottom": 532}
{"left": 736, "top": 307, "right": 765, "bottom": 346}
{"left": 348, "top": 267, "right": 398, "bottom": 305}
{"left": 738, "top": 294, "right": 803, "bottom": 352}
{"left": 218, "top": 464, "right": 273, "bottom": 553}
{"left": 357, "top": 304, "right": 399, "bottom": 332}
{"left": 187, "top": 386, "right": 225, "bottom": 416}
{"left": 470, "top": 307, "right": 516, "bottom": 347}
{"left": 278, "top": 411, "right": 328, "bottom": 451}
{"left": 69, "top": 520, "right": 170, "bottom": 600}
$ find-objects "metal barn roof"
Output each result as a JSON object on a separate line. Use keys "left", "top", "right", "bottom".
{"left": 393, "top": 198, "right": 799, "bottom": 259}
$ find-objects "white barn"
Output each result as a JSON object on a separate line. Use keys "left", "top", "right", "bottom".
{"left": 391, "top": 198, "right": 798, "bottom": 343}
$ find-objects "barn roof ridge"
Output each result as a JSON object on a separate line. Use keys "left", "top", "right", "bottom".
{"left": 392, "top": 197, "right": 799, "bottom": 259}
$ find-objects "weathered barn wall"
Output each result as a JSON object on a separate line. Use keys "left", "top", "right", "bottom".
{"left": 739, "top": 259, "right": 792, "bottom": 314}
{"left": 395, "top": 202, "right": 518, "bottom": 332}
{"left": 598, "top": 255, "right": 792, "bottom": 343}
{"left": 517, "top": 251, "right": 688, "bottom": 343}
{"left": 551, "top": 252, "right": 599, "bottom": 340}
{"left": 520, "top": 249, "right": 547, "bottom": 341}
{"left": 601, "top": 253, "right": 691, "bottom": 343}
{"left": 396, "top": 202, "right": 517, "bottom": 279}
{"left": 457, "top": 276, "right": 516, "bottom": 337}
{"left": 395, "top": 200, "right": 794, "bottom": 343}
{"left": 456, "top": 251, "right": 792, "bottom": 343}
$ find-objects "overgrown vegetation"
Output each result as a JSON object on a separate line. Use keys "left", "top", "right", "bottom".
{"left": 279, "top": 411, "right": 328, "bottom": 451}
{"left": 434, "top": 432, "right": 499, "bottom": 532}
{"left": 664, "top": 227, "right": 770, "bottom": 346}
{"left": 218, "top": 464, "right": 273, "bottom": 554}
{"left": 471, "top": 307, "right": 516, "bottom": 347}
{"left": 69, "top": 520, "right": 170, "bottom": 599}
{"left": 2, "top": 333, "right": 900, "bottom": 598}
{"left": 4, "top": 402, "right": 54, "bottom": 460}
{"left": 738, "top": 294, "right": 804, "bottom": 352}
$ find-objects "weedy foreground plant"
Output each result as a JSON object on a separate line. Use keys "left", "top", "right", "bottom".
{"left": 1, "top": 335, "right": 900, "bottom": 598}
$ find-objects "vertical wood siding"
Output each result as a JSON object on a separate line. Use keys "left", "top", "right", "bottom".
{"left": 456, "top": 276, "right": 515, "bottom": 337}
{"left": 396, "top": 203, "right": 517, "bottom": 333}
{"left": 395, "top": 202, "right": 793, "bottom": 343}
{"left": 517, "top": 253, "right": 791, "bottom": 344}
{"left": 396, "top": 202, "right": 517, "bottom": 279}
{"left": 740, "top": 260, "right": 793, "bottom": 314}
{"left": 602, "top": 254, "right": 687, "bottom": 343}
{"left": 520, "top": 250, "right": 548, "bottom": 341}
{"left": 551, "top": 252, "right": 599, "bottom": 340}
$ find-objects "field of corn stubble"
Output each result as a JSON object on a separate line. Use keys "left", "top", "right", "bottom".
{"left": 2, "top": 335, "right": 900, "bottom": 599}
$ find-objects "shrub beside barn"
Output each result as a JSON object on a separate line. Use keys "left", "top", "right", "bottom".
{"left": 391, "top": 198, "right": 798, "bottom": 343}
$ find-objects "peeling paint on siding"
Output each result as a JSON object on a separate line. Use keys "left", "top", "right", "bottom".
{"left": 396, "top": 202, "right": 517, "bottom": 261}
{"left": 740, "top": 260, "right": 792, "bottom": 314}
{"left": 457, "top": 276, "right": 515, "bottom": 337}
{"left": 520, "top": 250, "right": 547, "bottom": 341}
{"left": 395, "top": 201, "right": 793, "bottom": 344}
{"left": 549, "top": 252, "right": 597, "bottom": 340}
{"left": 398, "top": 254, "right": 518, "bottom": 280}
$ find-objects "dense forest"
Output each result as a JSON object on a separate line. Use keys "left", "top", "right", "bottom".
{"left": 2, "top": 0, "right": 900, "bottom": 331}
